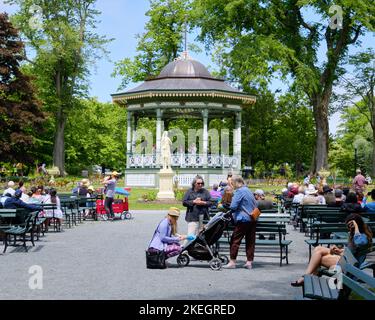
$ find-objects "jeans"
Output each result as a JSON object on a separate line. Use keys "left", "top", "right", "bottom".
{"left": 105, "top": 197, "right": 114, "bottom": 218}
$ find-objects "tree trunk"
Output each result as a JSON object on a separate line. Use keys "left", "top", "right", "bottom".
{"left": 372, "top": 126, "right": 375, "bottom": 177}
{"left": 52, "top": 69, "right": 66, "bottom": 176}
{"left": 53, "top": 113, "right": 66, "bottom": 176}
{"left": 312, "top": 94, "right": 330, "bottom": 173}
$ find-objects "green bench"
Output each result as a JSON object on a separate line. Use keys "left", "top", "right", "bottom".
{"left": 302, "top": 248, "right": 375, "bottom": 300}
{"left": 3, "top": 211, "right": 39, "bottom": 253}
{"left": 305, "top": 222, "right": 350, "bottom": 259}
{"left": 218, "top": 215, "right": 292, "bottom": 266}
{"left": 303, "top": 248, "right": 375, "bottom": 300}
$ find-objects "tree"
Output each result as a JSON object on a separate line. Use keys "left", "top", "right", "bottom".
{"left": 331, "top": 105, "right": 372, "bottom": 177}
{"left": 64, "top": 99, "right": 126, "bottom": 173}
{"left": 339, "top": 49, "right": 375, "bottom": 174}
{"left": 7, "top": 0, "right": 111, "bottom": 175}
{"left": 113, "top": 0, "right": 191, "bottom": 90}
{"left": 192, "top": 0, "right": 374, "bottom": 172}
{"left": 0, "top": 12, "right": 44, "bottom": 164}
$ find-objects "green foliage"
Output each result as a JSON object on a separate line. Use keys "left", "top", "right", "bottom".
{"left": 330, "top": 106, "right": 373, "bottom": 176}
{"left": 141, "top": 190, "right": 158, "bottom": 201}
{"left": 7, "top": 0, "right": 111, "bottom": 174}
{"left": 0, "top": 13, "right": 45, "bottom": 165}
{"left": 243, "top": 89, "right": 315, "bottom": 174}
{"left": 174, "top": 189, "right": 186, "bottom": 201}
{"left": 113, "top": 0, "right": 192, "bottom": 90}
{"left": 64, "top": 99, "right": 126, "bottom": 174}
{"left": 192, "top": 0, "right": 375, "bottom": 171}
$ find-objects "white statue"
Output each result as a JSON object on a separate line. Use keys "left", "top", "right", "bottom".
{"left": 161, "top": 131, "right": 172, "bottom": 170}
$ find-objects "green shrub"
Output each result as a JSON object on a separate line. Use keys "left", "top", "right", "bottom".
{"left": 174, "top": 189, "right": 186, "bottom": 201}
{"left": 141, "top": 190, "right": 158, "bottom": 201}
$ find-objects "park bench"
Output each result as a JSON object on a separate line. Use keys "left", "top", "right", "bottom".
{"left": 60, "top": 198, "right": 77, "bottom": 228}
{"left": 306, "top": 221, "right": 375, "bottom": 260}
{"left": 3, "top": 211, "right": 39, "bottom": 253}
{"left": 302, "top": 248, "right": 375, "bottom": 300}
{"left": 218, "top": 214, "right": 292, "bottom": 266}
{"left": 305, "top": 222, "right": 351, "bottom": 259}
{"left": 299, "top": 205, "right": 342, "bottom": 233}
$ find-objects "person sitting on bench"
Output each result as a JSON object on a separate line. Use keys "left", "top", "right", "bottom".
{"left": 291, "top": 213, "right": 373, "bottom": 287}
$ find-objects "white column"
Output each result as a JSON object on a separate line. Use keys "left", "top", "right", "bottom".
{"left": 236, "top": 112, "right": 242, "bottom": 170}
{"left": 233, "top": 113, "right": 237, "bottom": 158}
{"left": 156, "top": 108, "right": 162, "bottom": 167}
{"left": 126, "top": 111, "right": 132, "bottom": 168}
{"left": 203, "top": 109, "right": 208, "bottom": 167}
{"left": 131, "top": 114, "right": 137, "bottom": 154}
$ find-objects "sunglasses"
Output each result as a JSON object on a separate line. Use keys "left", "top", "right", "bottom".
{"left": 196, "top": 182, "right": 204, "bottom": 185}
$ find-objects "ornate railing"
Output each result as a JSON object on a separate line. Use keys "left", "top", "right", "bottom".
{"left": 127, "top": 154, "right": 240, "bottom": 169}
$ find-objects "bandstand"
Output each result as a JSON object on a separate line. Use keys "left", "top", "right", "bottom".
{"left": 112, "top": 53, "right": 256, "bottom": 187}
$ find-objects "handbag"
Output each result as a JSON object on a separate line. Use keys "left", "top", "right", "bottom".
{"left": 146, "top": 249, "right": 166, "bottom": 269}
{"left": 241, "top": 206, "right": 261, "bottom": 221}
{"left": 146, "top": 220, "right": 167, "bottom": 269}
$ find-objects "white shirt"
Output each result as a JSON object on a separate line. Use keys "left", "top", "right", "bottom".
{"left": 293, "top": 193, "right": 305, "bottom": 204}
{"left": 2, "top": 187, "right": 15, "bottom": 197}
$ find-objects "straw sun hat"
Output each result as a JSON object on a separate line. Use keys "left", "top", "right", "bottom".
{"left": 168, "top": 207, "right": 180, "bottom": 217}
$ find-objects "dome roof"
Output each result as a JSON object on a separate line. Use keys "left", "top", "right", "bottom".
{"left": 157, "top": 57, "right": 215, "bottom": 79}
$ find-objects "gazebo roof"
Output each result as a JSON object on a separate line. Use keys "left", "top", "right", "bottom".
{"left": 112, "top": 53, "right": 256, "bottom": 105}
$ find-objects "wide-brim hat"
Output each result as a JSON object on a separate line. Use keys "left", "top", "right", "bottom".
{"left": 88, "top": 185, "right": 95, "bottom": 191}
{"left": 168, "top": 207, "right": 180, "bottom": 217}
{"left": 306, "top": 184, "right": 318, "bottom": 195}
{"left": 111, "top": 171, "right": 120, "bottom": 177}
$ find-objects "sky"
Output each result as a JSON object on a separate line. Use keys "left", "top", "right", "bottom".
{"left": 1, "top": 0, "right": 374, "bottom": 135}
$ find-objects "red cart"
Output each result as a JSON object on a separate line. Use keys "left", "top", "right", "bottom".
{"left": 96, "top": 187, "right": 132, "bottom": 220}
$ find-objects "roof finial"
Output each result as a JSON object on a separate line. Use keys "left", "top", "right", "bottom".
{"left": 182, "top": 14, "right": 189, "bottom": 60}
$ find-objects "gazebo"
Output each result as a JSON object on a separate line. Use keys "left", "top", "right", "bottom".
{"left": 112, "top": 52, "right": 256, "bottom": 187}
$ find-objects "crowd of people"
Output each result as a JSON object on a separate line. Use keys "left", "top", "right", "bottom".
{"left": 280, "top": 169, "right": 375, "bottom": 215}
{"left": 147, "top": 169, "right": 374, "bottom": 274}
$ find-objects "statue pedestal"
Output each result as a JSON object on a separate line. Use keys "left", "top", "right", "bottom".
{"left": 157, "top": 169, "right": 175, "bottom": 200}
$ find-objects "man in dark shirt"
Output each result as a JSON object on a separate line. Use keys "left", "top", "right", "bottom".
{"left": 253, "top": 189, "right": 273, "bottom": 210}
{"left": 4, "top": 189, "right": 42, "bottom": 211}
{"left": 182, "top": 175, "right": 212, "bottom": 238}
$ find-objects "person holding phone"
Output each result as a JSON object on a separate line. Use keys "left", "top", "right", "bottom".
{"left": 291, "top": 213, "right": 373, "bottom": 287}
{"left": 182, "top": 175, "right": 212, "bottom": 239}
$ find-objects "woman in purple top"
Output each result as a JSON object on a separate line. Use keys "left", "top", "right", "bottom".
{"left": 148, "top": 207, "right": 187, "bottom": 258}
{"left": 102, "top": 171, "right": 120, "bottom": 220}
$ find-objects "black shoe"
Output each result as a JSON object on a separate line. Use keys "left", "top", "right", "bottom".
{"left": 291, "top": 279, "right": 304, "bottom": 287}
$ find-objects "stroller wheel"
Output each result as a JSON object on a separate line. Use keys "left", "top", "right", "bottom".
{"left": 177, "top": 254, "right": 190, "bottom": 267}
{"left": 101, "top": 215, "right": 108, "bottom": 221}
{"left": 120, "top": 212, "right": 126, "bottom": 220}
{"left": 125, "top": 212, "right": 132, "bottom": 220}
{"left": 218, "top": 255, "right": 229, "bottom": 265}
{"left": 209, "top": 258, "right": 222, "bottom": 271}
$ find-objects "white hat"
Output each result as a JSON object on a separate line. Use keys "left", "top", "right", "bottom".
{"left": 306, "top": 184, "right": 318, "bottom": 195}
{"left": 254, "top": 189, "right": 265, "bottom": 196}
{"left": 8, "top": 181, "right": 15, "bottom": 187}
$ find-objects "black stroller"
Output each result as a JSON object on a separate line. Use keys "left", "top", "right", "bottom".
{"left": 176, "top": 210, "right": 232, "bottom": 271}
